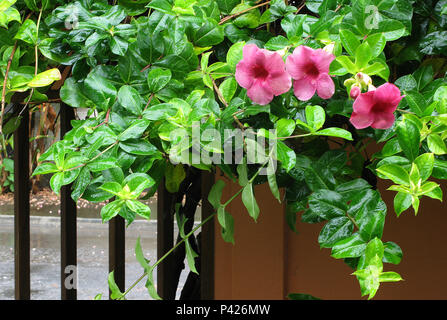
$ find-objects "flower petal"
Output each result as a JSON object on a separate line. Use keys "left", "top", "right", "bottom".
{"left": 352, "top": 91, "right": 376, "bottom": 114}
{"left": 371, "top": 111, "right": 395, "bottom": 129}
{"left": 293, "top": 77, "right": 316, "bottom": 101}
{"left": 312, "top": 49, "right": 335, "bottom": 74}
{"left": 374, "top": 82, "right": 403, "bottom": 111}
{"left": 242, "top": 44, "right": 261, "bottom": 65}
{"left": 285, "top": 46, "right": 314, "bottom": 80}
{"left": 350, "top": 111, "right": 374, "bottom": 129}
{"left": 247, "top": 79, "right": 274, "bottom": 105}
{"left": 316, "top": 73, "right": 335, "bottom": 99}
{"left": 268, "top": 70, "right": 291, "bottom": 96}
{"left": 235, "top": 61, "right": 254, "bottom": 89}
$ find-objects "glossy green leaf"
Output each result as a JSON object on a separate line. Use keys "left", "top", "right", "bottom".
{"left": 242, "top": 183, "right": 260, "bottom": 222}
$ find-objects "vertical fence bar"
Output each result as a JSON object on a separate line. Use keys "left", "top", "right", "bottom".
{"left": 60, "top": 103, "right": 77, "bottom": 300}
{"left": 14, "top": 103, "right": 30, "bottom": 300}
{"left": 109, "top": 215, "right": 125, "bottom": 297}
{"left": 200, "top": 171, "right": 215, "bottom": 299}
{"left": 157, "top": 180, "right": 176, "bottom": 299}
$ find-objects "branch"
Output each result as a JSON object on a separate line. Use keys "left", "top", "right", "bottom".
{"left": 219, "top": 1, "right": 271, "bottom": 25}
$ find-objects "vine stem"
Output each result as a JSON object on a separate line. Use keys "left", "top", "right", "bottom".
{"left": 119, "top": 151, "right": 274, "bottom": 299}
{"left": 219, "top": 1, "right": 271, "bottom": 25}
{"left": 118, "top": 211, "right": 217, "bottom": 299}
{"left": 20, "top": 7, "right": 43, "bottom": 117}
{"left": 0, "top": 41, "right": 17, "bottom": 135}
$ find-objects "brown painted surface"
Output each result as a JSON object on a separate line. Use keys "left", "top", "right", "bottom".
{"left": 214, "top": 174, "right": 447, "bottom": 300}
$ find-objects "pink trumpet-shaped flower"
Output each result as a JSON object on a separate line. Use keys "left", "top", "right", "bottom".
{"left": 285, "top": 46, "right": 335, "bottom": 101}
{"left": 235, "top": 44, "right": 291, "bottom": 105}
{"left": 349, "top": 83, "right": 403, "bottom": 130}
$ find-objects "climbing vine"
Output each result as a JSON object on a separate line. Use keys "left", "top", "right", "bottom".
{"left": 2, "top": 0, "right": 447, "bottom": 299}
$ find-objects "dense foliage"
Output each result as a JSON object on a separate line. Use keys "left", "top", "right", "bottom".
{"left": 2, "top": 0, "right": 447, "bottom": 299}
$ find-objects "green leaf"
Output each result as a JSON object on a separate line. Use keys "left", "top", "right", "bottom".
{"left": 413, "top": 65, "right": 433, "bottom": 91}
{"left": 425, "top": 185, "right": 443, "bottom": 201}
{"left": 226, "top": 41, "right": 245, "bottom": 72}
{"left": 376, "top": 164, "right": 410, "bottom": 185}
{"left": 280, "top": 13, "right": 305, "bottom": 40}
{"left": 336, "top": 56, "right": 357, "bottom": 74}
{"left": 331, "top": 233, "right": 367, "bottom": 259}
{"left": 394, "top": 191, "right": 412, "bottom": 217}
{"left": 339, "top": 29, "right": 360, "bottom": 56}
{"left": 118, "top": 85, "right": 144, "bottom": 116}
{"left": 99, "top": 182, "right": 122, "bottom": 196}
{"left": 315, "top": 128, "right": 353, "bottom": 140}
{"left": 28, "top": 69, "right": 62, "bottom": 88}
{"left": 50, "top": 172, "right": 64, "bottom": 195}
{"left": 32, "top": 162, "right": 59, "bottom": 176}
{"left": 383, "top": 241, "right": 403, "bottom": 265}
{"left": 126, "top": 200, "right": 151, "bottom": 219}
{"left": 87, "top": 158, "right": 117, "bottom": 172}
{"left": 208, "top": 180, "right": 226, "bottom": 209}
{"left": 135, "top": 237, "right": 150, "bottom": 272}
{"left": 396, "top": 120, "right": 420, "bottom": 161}
{"left": 236, "top": 161, "right": 248, "bottom": 187}
{"left": 60, "top": 78, "right": 90, "bottom": 108}
{"left": 108, "top": 271, "right": 124, "bottom": 300}
{"left": 305, "top": 105, "right": 325, "bottom": 131}
{"left": 101, "top": 199, "right": 125, "bottom": 222}
{"left": 276, "top": 118, "right": 296, "bottom": 138}
{"left": 267, "top": 169, "right": 281, "bottom": 203}
{"left": 264, "top": 35, "right": 289, "bottom": 51}
{"left": 14, "top": 19, "right": 37, "bottom": 44}
{"left": 194, "top": 19, "right": 224, "bottom": 47}
{"left": 318, "top": 216, "right": 354, "bottom": 248}
{"left": 355, "top": 42, "right": 372, "bottom": 69}
{"left": 147, "top": 68, "right": 172, "bottom": 93}
{"left": 0, "top": 0, "right": 16, "bottom": 12}
{"left": 120, "top": 139, "right": 158, "bottom": 155}
{"left": 165, "top": 163, "right": 186, "bottom": 193}
{"left": 118, "top": 119, "right": 150, "bottom": 141}
{"left": 219, "top": 77, "right": 237, "bottom": 103}
{"left": 375, "top": 19, "right": 406, "bottom": 41}
{"left": 276, "top": 141, "right": 296, "bottom": 172}
{"left": 242, "top": 183, "right": 260, "bottom": 222}
{"left": 405, "top": 91, "right": 427, "bottom": 117}
{"left": 308, "top": 189, "right": 347, "bottom": 220}
{"left": 365, "top": 33, "right": 386, "bottom": 58}
{"left": 379, "top": 271, "right": 403, "bottom": 282}
{"left": 84, "top": 72, "right": 117, "bottom": 111}
{"left": 427, "top": 134, "right": 447, "bottom": 155}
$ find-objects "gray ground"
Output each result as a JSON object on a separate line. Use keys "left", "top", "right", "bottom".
{"left": 0, "top": 215, "right": 190, "bottom": 300}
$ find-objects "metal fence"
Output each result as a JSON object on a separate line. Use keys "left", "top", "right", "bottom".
{"left": 10, "top": 99, "right": 215, "bottom": 300}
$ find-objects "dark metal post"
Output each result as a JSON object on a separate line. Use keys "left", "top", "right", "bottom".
{"left": 200, "top": 171, "right": 215, "bottom": 299}
{"left": 60, "top": 103, "right": 77, "bottom": 300}
{"left": 156, "top": 181, "right": 176, "bottom": 299}
{"left": 109, "top": 215, "right": 125, "bottom": 297}
{"left": 14, "top": 103, "right": 30, "bottom": 300}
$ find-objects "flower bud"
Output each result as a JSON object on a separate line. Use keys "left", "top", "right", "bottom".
{"left": 355, "top": 72, "right": 372, "bottom": 88}
{"left": 323, "top": 43, "right": 335, "bottom": 55}
{"left": 350, "top": 85, "right": 361, "bottom": 99}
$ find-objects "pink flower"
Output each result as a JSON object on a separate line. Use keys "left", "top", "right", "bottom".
{"left": 285, "top": 46, "right": 335, "bottom": 101}
{"left": 235, "top": 44, "right": 291, "bottom": 105}
{"left": 350, "top": 83, "right": 403, "bottom": 130}
{"left": 350, "top": 85, "right": 361, "bottom": 99}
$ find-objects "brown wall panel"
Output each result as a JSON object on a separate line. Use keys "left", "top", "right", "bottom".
{"left": 214, "top": 174, "right": 447, "bottom": 300}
